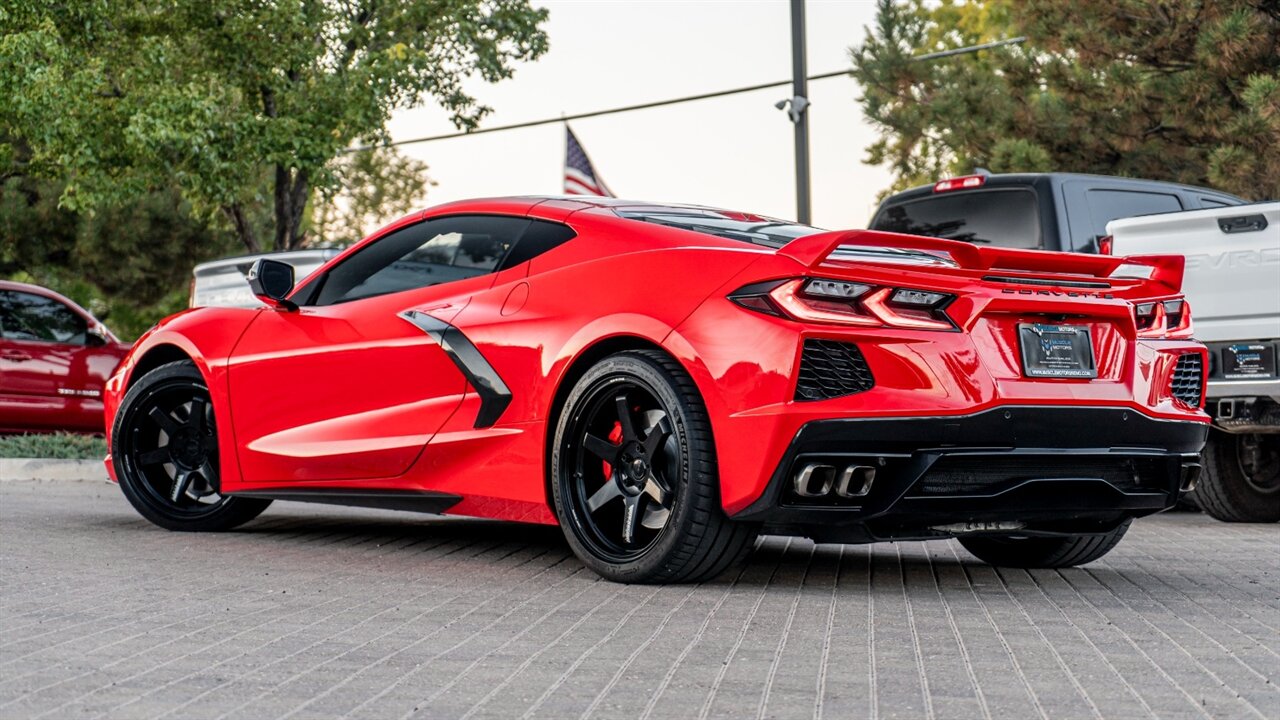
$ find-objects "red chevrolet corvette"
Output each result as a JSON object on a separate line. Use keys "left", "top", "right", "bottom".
{"left": 103, "top": 196, "right": 1208, "bottom": 583}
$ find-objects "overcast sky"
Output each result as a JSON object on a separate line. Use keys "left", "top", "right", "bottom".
{"left": 387, "top": 0, "right": 893, "bottom": 229}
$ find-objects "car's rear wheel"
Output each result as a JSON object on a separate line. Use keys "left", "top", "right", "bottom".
{"left": 551, "top": 350, "right": 757, "bottom": 583}
{"left": 1195, "top": 431, "right": 1280, "bottom": 523}
{"left": 112, "top": 361, "right": 270, "bottom": 531}
{"left": 958, "top": 520, "right": 1131, "bottom": 568}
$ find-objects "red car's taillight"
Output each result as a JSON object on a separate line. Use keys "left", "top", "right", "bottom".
{"left": 1135, "top": 299, "right": 1193, "bottom": 339}
{"left": 730, "top": 278, "right": 957, "bottom": 331}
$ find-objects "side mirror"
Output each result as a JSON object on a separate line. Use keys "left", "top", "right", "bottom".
{"left": 85, "top": 325, "right": 109, "bottom": 347}
{"left": 246, "top": 258, "right": 297, "bottom": 310}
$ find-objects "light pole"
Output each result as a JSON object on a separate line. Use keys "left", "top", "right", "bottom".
{"left": 777, "top": 0, "right": 1025, "bottom": 225}
{"left": 786, "top": 0, "right": 811, "bottom": 224}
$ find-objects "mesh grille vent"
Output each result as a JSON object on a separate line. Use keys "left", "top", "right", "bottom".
{"left": 795, "top": 340, "right": 874, "bottom": 401}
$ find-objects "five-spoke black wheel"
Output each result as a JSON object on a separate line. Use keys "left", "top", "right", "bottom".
{"left": 552, "top": 350, "right": 757, "bottom": 583}
{"left": 112, "top": 361, "right": 270, "bottom": 531}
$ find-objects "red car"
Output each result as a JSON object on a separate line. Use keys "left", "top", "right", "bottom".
{"left": 103, "top": 197, "right": 1208, "bottom": 583}
{"left": 1, "top": 281, "right": 130, "bottom": 433}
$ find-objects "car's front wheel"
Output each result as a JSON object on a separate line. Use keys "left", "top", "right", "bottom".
{"left": 551, "top": 350, "right": 757, "bottom": 583}
{"left": 112, "top": 360, "right": 270, "bottom": 532}
{"left": 958, "top": 520, "right": 1131, "bottom": 568}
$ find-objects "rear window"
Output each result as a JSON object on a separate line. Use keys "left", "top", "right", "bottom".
{"left": 871, "top": 189, "right": 1041, "bottom": 249}
{"left": 617, "top": 210, "right": 823, "bottom": 248}
{"left": 1083, "top": 189, "right": 1182, "bottom": 239}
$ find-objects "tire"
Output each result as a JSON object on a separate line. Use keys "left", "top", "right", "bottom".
{"left": 958, "top": 520, "right": 1131, "bottom": 568}
{"left": 112, "top": 360, "right": 271, "bottom": 532}
{"left": 551, "top": 350, "right": 757, "bottom": 583}
{"left": 1195, "top": 431, "right": 1280, "bottom": 523}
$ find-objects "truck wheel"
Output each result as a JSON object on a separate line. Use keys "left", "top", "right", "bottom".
{"left": 958, "top": 521, "right": 1130, "bottom": 568}
{"left": 1195, "top": 431, "right": 1280, "bottom": 523}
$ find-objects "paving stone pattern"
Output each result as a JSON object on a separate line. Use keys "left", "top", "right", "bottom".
{"left": 1, "top": 481, "right": 1277, "bottom": 719}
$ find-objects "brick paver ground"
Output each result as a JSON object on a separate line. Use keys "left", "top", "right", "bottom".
{"left": 1, "top": 480, "right": 1277, "bottom": 719}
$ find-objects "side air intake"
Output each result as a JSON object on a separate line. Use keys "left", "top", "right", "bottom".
{"left": 1170, "top": 353, "right": 1203, "bottom": 408}
{"left": 795, "top": 339, "right": 874, "bottom": 401}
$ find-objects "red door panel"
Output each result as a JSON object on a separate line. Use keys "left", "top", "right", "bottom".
{"left": 227, "top": 293, "right": 469, "bottom": 484}
{"left": 0, "top": 289, "right": 127, "bottom": 433}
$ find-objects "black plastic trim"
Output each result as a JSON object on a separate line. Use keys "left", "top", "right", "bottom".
{"left": 230, "top": 488, "right": 462, "bottom": 514}
{"left": 733, "top": 405, "right": 1209, "bottom": 528}
{"left": 982, "top": 274, "right": 1111, "bottom": 289}
{"left": 400, "top": 310, "right": 513, "bottom": 428}
{"left": 1218, "top": 214, "right": 1268, "bottom": 234}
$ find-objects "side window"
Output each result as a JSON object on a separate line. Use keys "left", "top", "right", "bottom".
{"left": 497, "top": 220, "right": 577, "bottom": 270}
{"left": 1199, "top": 197, "right": 1231, "bottom": 209}
{"left": 312, "top": 216, "right": 531, "bottom": 306}
{"left": 1085, "top": 190, "right": 1183, "bottom": 239}
{"left": 0, "top": 291, "right": 88, "bottom": 344}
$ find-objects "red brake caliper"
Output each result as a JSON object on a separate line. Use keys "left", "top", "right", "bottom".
{"left": 601, "top": 421, "right": 624, "bottom": 478}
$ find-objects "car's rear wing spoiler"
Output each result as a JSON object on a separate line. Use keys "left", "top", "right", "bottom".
{"left": 778, "top": 230, "right": 1186, "bottom": 294}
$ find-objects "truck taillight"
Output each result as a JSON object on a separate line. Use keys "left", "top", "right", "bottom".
{"left": 1136, "top": 299, "right": 1193, "bottom": 339}
{"left": 1098, "top": 235, "right": 1113, "bottom": 255}
{"left": 933, "top": 175, "right": 986, "bottom": 193}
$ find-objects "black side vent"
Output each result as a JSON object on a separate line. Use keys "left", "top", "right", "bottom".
{"left": 1171, "top": 354, "right": 1204, "bottom": 408}
{"left": 795, "top": 340, "right": 874, "bottom": 402}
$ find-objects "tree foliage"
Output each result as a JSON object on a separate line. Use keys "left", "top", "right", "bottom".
{"left": 851, "top": 0, "right": 1280, "bottom": 199}
{"left": 311, "top": 146, "right": 435, "bottom": 247}
{"left": 1, "top": 0, "right": 549, "bottom": 252}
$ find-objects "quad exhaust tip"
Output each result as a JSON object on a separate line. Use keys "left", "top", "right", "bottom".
{"left": 794, "top": 463, "right": 876, "bottom": 499}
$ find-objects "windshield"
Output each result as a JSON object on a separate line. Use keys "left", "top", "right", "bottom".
{"left": 617, "top": 210, "right": 823, "bottom": 248}
{"left": 871, "top": 188, "right": 1041, "bottom": 249}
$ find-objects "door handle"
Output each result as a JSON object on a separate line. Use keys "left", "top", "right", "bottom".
{"left": 1, "top": 350, "right": 33, "bottom": 362}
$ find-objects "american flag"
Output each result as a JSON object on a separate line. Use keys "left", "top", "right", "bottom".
{"left": 564, "top": 126, "right": 613, "bottom": 197}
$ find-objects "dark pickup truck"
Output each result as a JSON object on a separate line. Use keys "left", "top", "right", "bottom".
{"left": 869, "top": 172, "right": 1243, "bottom": 253}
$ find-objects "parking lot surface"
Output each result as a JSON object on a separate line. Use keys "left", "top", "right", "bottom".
{"left": 1, "top": 479, "right": 1277, "bottom": 719}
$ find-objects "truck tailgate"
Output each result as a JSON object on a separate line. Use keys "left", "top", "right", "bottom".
{"left": 1107, "top": 203, "right": 1280, "bottom": 343}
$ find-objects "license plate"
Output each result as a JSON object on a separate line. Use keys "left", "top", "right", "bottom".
{"left": 1018, "top": 323, "right": 1097, "bottom": 378}
{"left": 1223, "top": 344, "right": 1276, "bottom": 379}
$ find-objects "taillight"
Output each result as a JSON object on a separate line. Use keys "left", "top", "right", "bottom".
{"left": 933, "top": 174, "right": 986, "bottom": 193}
{"left": 1136, "top": 299, "right": 1193, "bottom": 339}
{"left": 1098, "top": 235, "right": 1113, "bottom": 255}
{"left": 730, "top": 278, "right": 956, "bottom": 331}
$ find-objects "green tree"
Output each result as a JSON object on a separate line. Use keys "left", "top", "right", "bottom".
{"left": 311, "top": 146, "right": 435, "bottom": 247}
{"left": 851, "top": 0, "right": 1280, "bottom": 200}
{"left": 1, "top": 0, "right": 549, "bottom": 253}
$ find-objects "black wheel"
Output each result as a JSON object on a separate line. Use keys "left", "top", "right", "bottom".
{"left": 111, "top": 360, "right": 270, "bottom": 531}
{"left": 551, "top": 350, "right": 757, "bottom": 583}
{"left": 1195, "top": 431, "right": 1280, "bottom": 523}
{"left": 958, "top": 520, "right": 1131, "bottom": 568}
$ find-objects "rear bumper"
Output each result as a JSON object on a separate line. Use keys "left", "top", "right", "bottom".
{"left": 732, "top": 406, "right": 1207, "bottom": 543}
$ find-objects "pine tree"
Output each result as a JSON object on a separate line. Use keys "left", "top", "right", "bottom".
{"left": 852, "top": 0, "right": 1280, "bottom": 200}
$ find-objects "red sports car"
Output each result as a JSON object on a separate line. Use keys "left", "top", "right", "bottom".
{"left": 103, "top": 197, "right": 1208, "bottom": 583}
{"left": 1, "top": 281, "right": 130, "bottom": 433}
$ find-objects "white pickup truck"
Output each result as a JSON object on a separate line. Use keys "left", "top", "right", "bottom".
{"left": 1108, "top": 202, "right": 1280, "bottom": 522}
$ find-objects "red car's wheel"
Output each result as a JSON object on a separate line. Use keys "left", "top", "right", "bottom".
{"left": 552, "top": 350, "right": 757, "bottom": 583}
{"left": 112, "top": 361, "right": 270, "bottom": 532}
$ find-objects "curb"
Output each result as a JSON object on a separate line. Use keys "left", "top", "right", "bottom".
{"left": 0, "top": 459, "right": 108, "bottom": 482}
